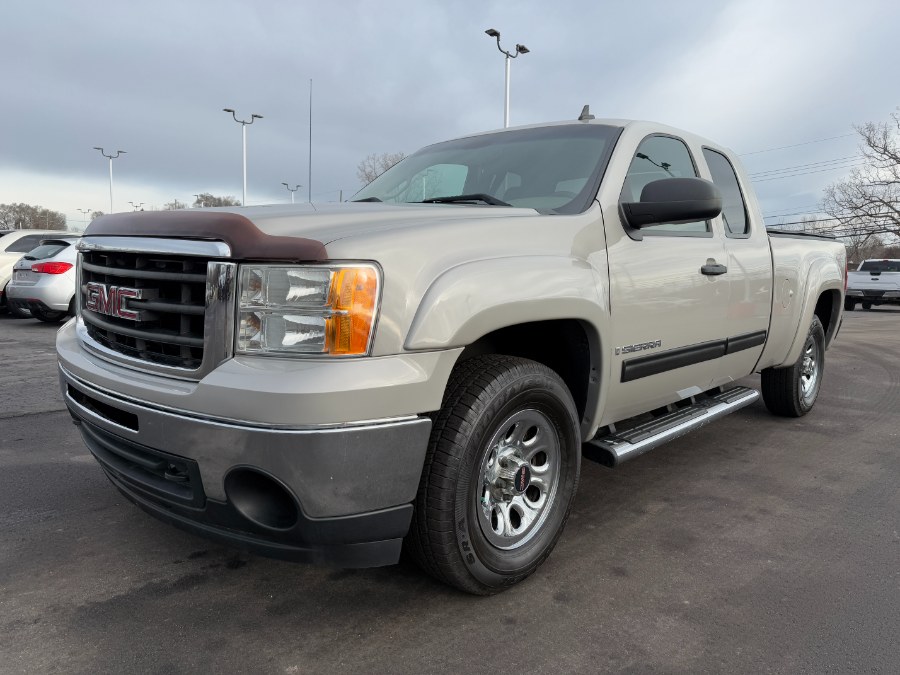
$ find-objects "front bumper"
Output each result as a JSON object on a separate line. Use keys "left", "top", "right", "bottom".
{"left": 61, "top": 365, "right": 434, "bottom": 568}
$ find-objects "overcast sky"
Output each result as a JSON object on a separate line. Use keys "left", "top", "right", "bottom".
{"left": 1, "top": 0, "right": 897, "bottom": 229}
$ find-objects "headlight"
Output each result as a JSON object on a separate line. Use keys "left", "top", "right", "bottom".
{"left": 237, "top": 264, "right": 380, "bottom": 356}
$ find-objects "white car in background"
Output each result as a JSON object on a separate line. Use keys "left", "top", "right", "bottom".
{"left": 844, "top": 259, "right": 900, "bottom": 310}
{"left": 6, "top": 236, "right": 80, "bottom": 322}
{"left": 1, "top": 229, "right": 65, "bottom": 318}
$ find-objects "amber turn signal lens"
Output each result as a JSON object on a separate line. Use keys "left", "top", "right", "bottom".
{"left": 326, "top": 267, "right": 379, "bottom": 355}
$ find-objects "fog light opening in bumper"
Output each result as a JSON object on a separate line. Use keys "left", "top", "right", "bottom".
{"left": 224, "top": 468, "right": 300, "bottom": 531}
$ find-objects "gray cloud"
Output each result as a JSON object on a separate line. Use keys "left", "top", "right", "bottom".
{"left": 1, "top": 0, "right": 898, "bottom": 221}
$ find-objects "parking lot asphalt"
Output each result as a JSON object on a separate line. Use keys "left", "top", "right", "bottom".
{"left": 1, "top": 309, "right": 898, "bottom": 674}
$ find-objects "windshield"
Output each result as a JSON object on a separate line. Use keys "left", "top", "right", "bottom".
{"left": 353, "top": 124, "right": 621, "bottom": 214}
{"left": 859, "top": 260, "right": 900, "bottom": 272}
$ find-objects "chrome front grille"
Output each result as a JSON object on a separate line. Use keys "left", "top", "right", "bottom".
{"left": 76, "top": 237, "right": 236, "bottom": 379}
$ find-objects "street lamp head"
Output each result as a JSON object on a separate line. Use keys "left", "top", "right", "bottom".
{"left": 93, "top": 146, "right": 103, "bottom": 151}
{"left": 223, "top": 108, "right": 235, "bottom": 113}
{"left": 516, "top": 44, "right": 530, "bottom": 54}
{"left": 485, "top": 28, "right": 500, "bottom": 37}
{"left": 282, "top": 182, "right": 289, "bottom": 187}
{"left": 252, "top": 114, "right": 263, "bottom": 119}
{"left": 117, "top": 150, "right": 126, "bottom": 154}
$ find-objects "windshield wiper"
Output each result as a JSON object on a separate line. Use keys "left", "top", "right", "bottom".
{"left": 351, "top": 196, "right": 382, "bottom": 202}
{"left": 418, "top": 193, "right": 511, "bottom": 206}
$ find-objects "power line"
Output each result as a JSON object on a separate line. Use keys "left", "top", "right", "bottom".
{"left": 762, "top": 204, "right": 825, "bottom": 218}
{"left": 739, "top": 133, "right": 856, "bottom": 157}
{"left": 752, "top": 163, "right": 865, "bottom": 183}
{"left": 763, "top": 210, "right": 828, "bottom": 220}
{"left": 749, "top": 155, "right": 861, "bottom": 177}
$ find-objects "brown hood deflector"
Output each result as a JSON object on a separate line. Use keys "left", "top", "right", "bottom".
{"left": 84, "top": 210, "right": 327, "bottom": 261}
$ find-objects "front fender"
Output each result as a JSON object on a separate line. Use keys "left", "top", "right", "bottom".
{"left": 404, "top": 256, "right": 608, "bottom": 350}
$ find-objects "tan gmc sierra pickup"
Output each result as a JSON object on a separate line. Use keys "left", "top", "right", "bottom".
{"left": 57, "top": 115, "right": 847, "bottom": 594}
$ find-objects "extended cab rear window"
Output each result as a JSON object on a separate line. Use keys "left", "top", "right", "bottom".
{"left": 702, "top": 148, "right": 749, "bottom": 236}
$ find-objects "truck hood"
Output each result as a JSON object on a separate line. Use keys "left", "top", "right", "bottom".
{"left": 82, "top": 202, "right": 542, "bottom": 260}
{"left": 218, "top": 202, "right": 540, "bottom": 244}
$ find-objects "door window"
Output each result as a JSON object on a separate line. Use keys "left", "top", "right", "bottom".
{"left": 621, "top": 135, "right": 708, "bottom": 235}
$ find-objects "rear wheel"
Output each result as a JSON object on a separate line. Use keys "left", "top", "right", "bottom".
{"left": 843, "top": 297, "right": 856, "bottom": 311}
{"left": 406, "top": 355, "right": 581, "bottom": 595}
{"left": 8, "top": 304, "right": 32, "bottom": 319}
{"left": 1, "top": 289, "right": 32, "bottom": 318}
{"left": 32, "top": 307, "right": 67, "bottom": 323}
{"left": 761, "top": 315, "right": 825, "bottom": 417}
{"left": 861, "top": 301, "right": 872, "bottom": 310}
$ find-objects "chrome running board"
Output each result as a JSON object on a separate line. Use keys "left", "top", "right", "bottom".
{"left": 584, "top": 386, "right": 759, "bottom": 467}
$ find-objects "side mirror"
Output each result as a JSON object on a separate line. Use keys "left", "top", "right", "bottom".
{"left": 621, "top": 177, "right": 722, "bottom": 229}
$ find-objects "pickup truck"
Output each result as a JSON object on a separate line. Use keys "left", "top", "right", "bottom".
{"left": 844, "top": 258, "right": 900, "bottom": 310}
{"left": 57, "top": 115, "right": 847, "bottom": 595}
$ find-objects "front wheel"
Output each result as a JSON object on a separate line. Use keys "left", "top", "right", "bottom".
{"left": 761, "top": 315, "right": 825, "bottom": 417}
{"left": 406, "top": 355, "right": 581, "bottom": 595}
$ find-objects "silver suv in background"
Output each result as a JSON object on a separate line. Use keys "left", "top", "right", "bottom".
{"left": 1, "top": 229, "right": 66, "bottom": 318}
{"left": 7, "top": 237, "right": 80, "bottom": 322}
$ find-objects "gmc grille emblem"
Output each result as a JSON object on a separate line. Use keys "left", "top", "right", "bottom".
{"left": 84, "top": 282, "right": 150, "bottom": 321}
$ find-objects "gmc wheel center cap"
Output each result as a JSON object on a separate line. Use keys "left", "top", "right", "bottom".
{"left": 512, "top": 465, "right": 531, "bottom": 494}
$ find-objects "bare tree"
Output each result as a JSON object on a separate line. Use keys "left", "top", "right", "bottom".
{"left": 844, "top": 228, "right": 886, "bottom": 266}
{"left": 357, "top": 152, "right": 406, "bottom": 186}
{"left": 0, "top": 203, "right": 66, "bottom": 230}
{"left": 823, "top": 109, "right": 900, "bottom": 243}
{"left": 191, "top": 193, "right": 241, "bottom": 208}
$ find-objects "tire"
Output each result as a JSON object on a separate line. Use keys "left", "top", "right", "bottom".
{"left": 8, "top": 304, "right": 32, "bottom": 319}
{"left": 861, "top": 301, "right": 872, "bottom": 310}
{"left": 761, "top": 315, "right": 825, "bottom": 417}
{"left": 843, "top": 297, "right": 855, "bottom": 312}
{"left": 406, "top": 355, "right": 581, "bottom": 595}
{"left": 1, "top": 289, "right": 32, "bottom": 318}
{"left": 32, "top": 307, "right": 67, "bottom": 323}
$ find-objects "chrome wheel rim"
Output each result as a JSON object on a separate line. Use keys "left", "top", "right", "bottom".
{"left": 476, "top": 408, "right": 560, "bottom": 550}
{"left": 799, "top": 333, "right": 820, "bottom": 406}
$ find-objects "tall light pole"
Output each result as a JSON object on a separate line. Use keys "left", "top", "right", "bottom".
{"left": 223, "top": 108, "right": 263, "bottom": 206}
{"left": 128, "top": 201, "right": 144, "bottom": 211}
{"left": 93, "top": 147, "right": 126, "bottom": 212}
{"left": 484, "top": 28, "right": 530, "bottom": 128}
{"left": 78, "top": 208, "right": 92, "bottom": 227}
{"left": 281, "top": 182, "right": 302, "bottom": 204}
